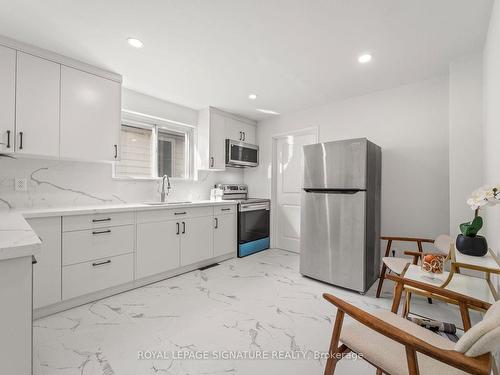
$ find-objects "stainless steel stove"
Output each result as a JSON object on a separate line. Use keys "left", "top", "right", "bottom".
{"left": 216, "top": 184, "right": 270, "bottom": 257}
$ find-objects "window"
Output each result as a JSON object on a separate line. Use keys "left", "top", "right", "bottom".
{"left": 114, "top": 115, "right": 192, "bottom": 179}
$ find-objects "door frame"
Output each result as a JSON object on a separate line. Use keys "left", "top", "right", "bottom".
{"left": 271, "top": 127, "right": 319, "bottom": 249}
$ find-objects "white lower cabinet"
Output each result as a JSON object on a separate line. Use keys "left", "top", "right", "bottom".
{"left": 27, "top": 217, "right": 62, "bottom": 309}
{"left": 180, "top": 216, "right": 214, "bottom": 266}
{"left": 31, "top": 204, "right": 237, "bottom": 315}
{"left": 213, "top": 213, "right": 237, "bottom": 257}
{"left": 62, "top": 224, "right": 134, "bottom": 266}
{"left": 62, "top": 253, "right": 134, "bottom": 300}
{"left": 136, "top": 220, "right": 180, "bottom": 279}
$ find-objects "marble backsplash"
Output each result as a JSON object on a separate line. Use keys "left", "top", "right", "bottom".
{"left": 0, "top": 157, "right": 243, "bottom": 210}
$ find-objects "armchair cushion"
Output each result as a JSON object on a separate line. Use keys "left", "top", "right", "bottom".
{"left": 382, "top": 256, "right": 410, "bottom": 274}
{"left": 340, "top": 309, "right": 469, "bottom": 375}
{"left": 455, "top": 299, "right": 500, "bottom": 356}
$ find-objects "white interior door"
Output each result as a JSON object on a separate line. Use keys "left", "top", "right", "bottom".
{"left": 274, "top": 130, "right": 317, "bottom": 253}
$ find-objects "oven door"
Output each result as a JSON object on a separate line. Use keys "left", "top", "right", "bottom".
{"left": 226, "top": 139, "right": 259, "bottom": 167}
{"left": 238, "top": 202, "right": 270, "bottom": 244}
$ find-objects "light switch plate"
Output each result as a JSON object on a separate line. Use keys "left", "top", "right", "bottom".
{"left": 15, "top": 178, "right": 28, "bottom": 192}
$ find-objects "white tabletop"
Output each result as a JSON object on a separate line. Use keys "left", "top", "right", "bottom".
{"left": 454, "top": 248, "right": 500, "bottom": 273}
{"left": 404, "top": 264, "right": 496, "bottom": 304}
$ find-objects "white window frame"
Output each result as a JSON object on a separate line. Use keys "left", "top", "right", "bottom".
{"left": 112, "top": 111, "right": 194, "bottom": 181}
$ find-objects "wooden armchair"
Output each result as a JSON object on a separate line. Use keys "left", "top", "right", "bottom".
{"left": 376, "top": 235, "right": 451, "bottom": 298}
{"left": 323, "top": 285, "right": 497, "bottom": 375}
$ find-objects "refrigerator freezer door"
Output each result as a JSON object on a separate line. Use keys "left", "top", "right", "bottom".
{"left": 303, "top": 138, "right": 367, "bottom": 189}
{"left": 299, "top": 190, "right": 366, "bottom": 291}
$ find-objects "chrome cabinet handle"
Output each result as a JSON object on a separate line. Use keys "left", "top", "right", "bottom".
{"left": 92, "top": 218, "right": 111, "bottom": 222}
{"left": 221, "top": 208, "right": 231, "bottom": 211}
{"left": 92, "top": 259, "right": 111, "bottom": 267}
{"left": 176, "top": 222, "right": 180, "bottom": 235}
{"left": 92, "top": 229, "right": 111, "bottom": 235}
{"left": 114, "top": 144, "right": 118, "bottom": 159}
{"left": 214, "top": 217, "right": 219, "bottom": 229}
{"left": 182, "top": 221, "right": 186, "bottom": 234}
{"left": 6, "top": 130, "right": 10, "bottom": 149}
{"left": 210, "top": 157, "right": 214, "bottom": 168}
{"left": 239, "top": 131, "right": 242, "bottom": 141}
{"left": 242, "top": 132, "right": 246, "bottom": 141}
{"left": 174, "top": 212, "right": 186, "bottom": 215}
{"left": 19, "top": 131, "right": 23, "bottom": 150}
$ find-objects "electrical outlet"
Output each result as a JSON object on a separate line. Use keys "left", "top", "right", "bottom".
{"left": 15, "top": 178, "right": 28, "bottom": 192}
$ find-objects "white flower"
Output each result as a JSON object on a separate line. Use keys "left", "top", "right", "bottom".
{"left": 467, "top": 184, "right": 500, "bottom": 209}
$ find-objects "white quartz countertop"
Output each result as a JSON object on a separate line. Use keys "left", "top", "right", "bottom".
{"left": 0, "top": 212, "right": 41, "bottom": 261}
{"left": 0, "top": 200, "right": 237, "bottom": 261}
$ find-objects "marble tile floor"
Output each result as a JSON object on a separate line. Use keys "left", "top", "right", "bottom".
{"left": 34, "top": 249, "right": 473, "bottom": 375}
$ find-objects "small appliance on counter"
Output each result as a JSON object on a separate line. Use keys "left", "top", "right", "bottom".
{"left": 216, "top": 183, "right": 270, "bottom": 257}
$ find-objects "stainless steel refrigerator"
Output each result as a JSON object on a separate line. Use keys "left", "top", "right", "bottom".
{"left": 299, "top": 138, "right": 381, "bottom": 293}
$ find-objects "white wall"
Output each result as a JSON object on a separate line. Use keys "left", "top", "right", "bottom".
{"left": 483, "top": 0, "right": 500, "bottom": 280}
{"left": 122, "top": 88, "right": 198, "bottom": 126}
{"left": 449, "top": 55, "right": 483, "bottom": 237}
{"left": 245, "top": 77, "right": 450, "bottom": 245}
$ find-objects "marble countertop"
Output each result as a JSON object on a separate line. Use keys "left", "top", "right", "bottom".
{"left": 0, "top": 200, "right": 237, "bottom": 261}
{"left": 0, "top": 211, "right": 41, "bottom": 261}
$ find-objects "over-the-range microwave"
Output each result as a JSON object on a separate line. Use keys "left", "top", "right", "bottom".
{"left": 225, "top": 139, "right": 259, "bottom": 168}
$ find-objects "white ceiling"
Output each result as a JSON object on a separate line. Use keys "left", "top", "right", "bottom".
{"left": 0, "top": 0, "right": 493, "bottom": 120}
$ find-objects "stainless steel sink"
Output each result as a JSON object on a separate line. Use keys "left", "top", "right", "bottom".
{"left": 142, "top": 201, "right": 192, "bottom": 205}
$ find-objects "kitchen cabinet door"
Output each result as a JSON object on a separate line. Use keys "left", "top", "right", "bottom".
{"left": 180, "top": 216, "right": 213, "bottom": 266}
{"left": 240, "top": 123, "right": 256, "bottom": 144}
{"left": 0, "top": 45, "right": 15, "bottom": 154}
{"left": 16, "top": 52, "right": 60, "bottom": 157}
{"left": 136, "top": 220, "right": 180, "bottom": 279}
{"left": 27, "top": 217, "right": 62, "bottom": 309}
{"left": 213, "top": 214, "right": 237, "bottom": 257}
{"left": 225, "top": 117, "right": 256, "bottom": 143}
{"left": 60, "top": 66, "right": 121, "bottom": 162}
{"left": 208, "top": 111, "right": 226, "bottom": 169}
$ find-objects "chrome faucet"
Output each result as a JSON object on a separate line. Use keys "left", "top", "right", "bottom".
{"left": 160, "top": 174, "right": 171, "bottom": 202}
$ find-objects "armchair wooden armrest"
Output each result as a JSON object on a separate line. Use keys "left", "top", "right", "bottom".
{"left": 323, "top": 293, "right": 491, "bottom": 375}
{"left": 381, "top": 236, "right": 435, "bottom": 243}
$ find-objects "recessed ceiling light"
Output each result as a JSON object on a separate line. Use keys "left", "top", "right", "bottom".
{"left": 127, "top": 38, "right": 144, "bottom": 48}
{"left": 358, "top": 54, "right": 372, "bottom": 63}
{"left": 256, "top": 108, "right": 280, "bottom": 115}
{"left": 248, "top": 94, "right": 257, "bottom": 100}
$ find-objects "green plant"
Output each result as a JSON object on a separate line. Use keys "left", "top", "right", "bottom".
{"left": 460, "top": 215, "right": 483, "bottom": 237}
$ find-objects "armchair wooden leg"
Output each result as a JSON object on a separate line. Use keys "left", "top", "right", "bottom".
{"left": 376, "top": 240, "right": 393, "bottom": 298}
{"left": 376, "top": 264, "right": 387, "bottom": 298}
{"left": 376, "top": 369, "right": 383, "bottom": 375}
{"left": 405, "top": 346, "right": 420, "bottom": 375}
{"left": 325, "top": 310, "right": 345, "bottom": 375}
{"left": 391, "top": 279, "right": 404, "bottom": 314}
{"left": 402, "top": 291, "right": 412, "bottom": 318}
{"left": 459, "top": 301, "right": 472, "bottom": 331}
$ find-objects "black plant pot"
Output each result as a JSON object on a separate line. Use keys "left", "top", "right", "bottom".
{"left": 455, "top": 234, "right": 488, "bottom": 257}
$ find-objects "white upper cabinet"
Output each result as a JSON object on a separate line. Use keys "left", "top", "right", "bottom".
{"left": 208, "top": 111, "right": 227, "bottom": 170}
{"left": 197, "top": 107, "right": 257, "bottom": 171}
{"left": 225, "top": 117, "right": 256, "bottom": 144}
{"left": 0, "top": 46, "right": 15, "bottom": 154}
{"left": 15, "top": 52, "right": 60, "bottom": 157}
{"left": 60, "top": 66, "right": 121, "bottom": 161}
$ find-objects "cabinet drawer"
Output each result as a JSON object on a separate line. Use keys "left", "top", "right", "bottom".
{"left": 137, "top": 206, "right": 213, "bottom": 224}
{"left": 213, "top": 204, "right": 236, "bottom": 215}
{"left": 62, "top": 253, "right": 133, "bottom": 300}
{"left": 62, "top": 224, "right": 134, "bottom": 266}
{"left": 63, "top": 212, "right": 134, "bottom": 232}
